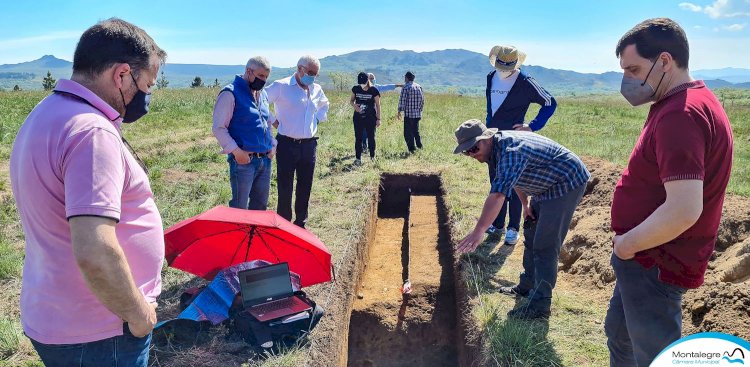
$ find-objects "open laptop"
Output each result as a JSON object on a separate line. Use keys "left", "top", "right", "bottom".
{"left": 239, "top": 262, "right": 311, "bottom": 322}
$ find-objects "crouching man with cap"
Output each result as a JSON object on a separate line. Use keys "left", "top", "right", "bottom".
{"left": 455, "top": 119, "right": 590, "bottom": 320}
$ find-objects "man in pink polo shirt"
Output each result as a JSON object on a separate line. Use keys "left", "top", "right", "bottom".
{"left": 606, "top": 18, "right": 733, "bottom": 366}
{"left": 10, "top": 18, "right": 166, "bottom": 367}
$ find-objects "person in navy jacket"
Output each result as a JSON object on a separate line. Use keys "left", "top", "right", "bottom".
{"left": 485, "top": 45, "right": 557, "bottom": 246}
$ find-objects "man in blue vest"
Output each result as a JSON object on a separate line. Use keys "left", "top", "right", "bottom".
{"left": 212, "top": 56, "right": 276, "bottom": 210}
{"left": 485, "top": 45, "right": 557, "bottom": 246}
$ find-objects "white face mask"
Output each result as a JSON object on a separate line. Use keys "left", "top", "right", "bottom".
{"left": 499, "top": 70, "right": 515, "bottom": 79}
{"left": 360, "top": 84, "right": 367, "bottom": 89}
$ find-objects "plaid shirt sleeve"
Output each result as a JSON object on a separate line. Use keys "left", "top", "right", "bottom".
{"left": 490, "top": 146, "right": 528, "bottom": 197}
{"left": 416, "top": 86, "right": 424, "bottom": 111}
{"left": 398, "top": 87, "right": 407, "bottom": 112}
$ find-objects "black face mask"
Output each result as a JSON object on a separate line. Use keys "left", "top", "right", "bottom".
{"left": 119, "top": 72, "right": 151, "bottom": 123}
{"left": 248, "top": 69, "right": 266, "bottom": 91}
{"left": 249, "top": 77, "right": 266, "bottom": 91}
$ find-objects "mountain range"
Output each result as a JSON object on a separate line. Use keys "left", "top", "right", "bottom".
{"left": 2, "top": 50, "right": 749, "bottom": 95}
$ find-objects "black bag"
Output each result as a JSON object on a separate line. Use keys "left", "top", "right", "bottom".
{"left": 229, "top": 291, "right": 324, "bottom": 351}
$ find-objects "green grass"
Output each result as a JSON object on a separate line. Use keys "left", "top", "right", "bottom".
{"left": 0, "top": 318, "right": 21, "bottom": 360}
{"left": 0, "top": 87, "right": 748, "bottom": 366}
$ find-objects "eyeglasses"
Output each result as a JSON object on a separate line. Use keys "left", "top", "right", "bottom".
{"left": 462, "top": 145, "right": 480, "bottom": 155}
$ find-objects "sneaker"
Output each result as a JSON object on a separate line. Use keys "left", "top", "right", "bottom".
{"left": 485, "top": 224, "right": 505, "bottom": 236}
{"left": 507, "top": 306, "right": 550, "bottom": 320}
{"left": 498, "top": 285, "right": 529, "bottom": 298}
{"left": 354, "top": 159, "right": 362, "bottom": 166}
{"left": 370, "top": 156, "right": 376, "bottom": 162}
{"left": 504, "top": 228, "right": 519, "bottom": 245}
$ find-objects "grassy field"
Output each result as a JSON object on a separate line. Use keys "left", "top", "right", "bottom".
{"left": 0, "top": 86, "right": 748, "bottom": 366}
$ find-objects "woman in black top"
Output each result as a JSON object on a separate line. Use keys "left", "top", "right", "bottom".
{"left": 350, "top": 72, "right": 381, "bottom": 164}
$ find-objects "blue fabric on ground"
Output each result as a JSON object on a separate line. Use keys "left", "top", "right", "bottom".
{"left": 156, "top": 260, "right": 301, "bottom": 329}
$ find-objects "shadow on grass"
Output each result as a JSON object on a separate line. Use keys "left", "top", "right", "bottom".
{"left": 486, "top": 316, "right": 562, "bottom": 367}
{"left": 380, "top": 150, "right": 412, "bottom": 160}
{"left": 320, "top": 154, "right": 357, "bottom": 178}
{"left": 462, "top": 237, "right": 518, "bottom": 296}
{"left": 461, "top": 237, "right": 564, "bottom": 366}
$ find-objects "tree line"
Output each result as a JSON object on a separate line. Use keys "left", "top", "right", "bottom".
{"left": 7, "top": 70, "right": 359, "bottom": 92}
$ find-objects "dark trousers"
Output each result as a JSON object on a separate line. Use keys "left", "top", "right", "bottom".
{"left": 276, "top": 134, "right": 317, "bottom": 228}
{"left": 518, "top": 184, "right": 585, "bottom": 312}
{"left": 354, "top": 117, "right": 376, "bottom": 159}
{"left": 487, "top": 164, "right": 522, "bottom": 230}
{"left": 605, "top": 255, "right": 687, "bottom": 367}
{"left": 30, "top": 324, "right": 151, "bottom": 367}
{"left": 403, "top": 117, "right": 422, "bottom": 152}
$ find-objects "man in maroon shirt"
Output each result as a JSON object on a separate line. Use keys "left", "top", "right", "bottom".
{"left": 606, "top": 18, "right": 733, "bottom": 366}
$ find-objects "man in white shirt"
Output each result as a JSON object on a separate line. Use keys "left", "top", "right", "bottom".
{"left": 265, "top": 55, "right": 330, "bottom": 228}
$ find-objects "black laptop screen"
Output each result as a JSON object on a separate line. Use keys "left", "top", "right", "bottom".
{"left": 239, "top": 263, "right": 294, "bottom": 306}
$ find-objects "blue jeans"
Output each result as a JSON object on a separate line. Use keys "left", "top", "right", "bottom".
{"left": 518, "top": 184, "right": 585, "bottom": 311}
{"left": 605, "top": 255, "right": 687, "bottom": 367}
{"left": 228, "top": 154, "right": 271, "bottom": 210}
{"left": 29, "top": 324, "right": 151, "bottom": 367}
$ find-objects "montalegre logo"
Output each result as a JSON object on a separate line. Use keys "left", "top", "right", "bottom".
{"left": 651, "top": 332, "right": 749, "bottom": 366}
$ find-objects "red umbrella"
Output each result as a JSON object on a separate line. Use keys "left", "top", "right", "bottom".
{"left": 164, "top": 206, "right": 332, "bottom": 287}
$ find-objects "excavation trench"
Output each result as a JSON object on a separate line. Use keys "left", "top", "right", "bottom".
{"left": 344, "top": 174, "right": 472, "bottom": 367}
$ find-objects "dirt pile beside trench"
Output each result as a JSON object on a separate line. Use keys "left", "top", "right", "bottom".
{"left": 560, "top": 156, "right": 750, "bottom": 339}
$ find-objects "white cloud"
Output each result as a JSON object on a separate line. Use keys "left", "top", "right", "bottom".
{"left": 703, "top": 0, "right": 750, "bottom": 18}
{"left": 723, "top": 23, "right": 747, "bottom": 30}
{"left": 680, "top": 2, "right": 704, "bottom": 11}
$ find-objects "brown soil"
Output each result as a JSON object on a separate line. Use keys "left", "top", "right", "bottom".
{"left": 347, "top": 187, "right": 459, "bottom": 366}
{"left": 559, "top": 156, "right": 750, "bottom": 339}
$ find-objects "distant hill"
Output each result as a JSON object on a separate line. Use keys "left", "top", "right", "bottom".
{"left": 2, "top": 52, "right": 749, "bottom": 95}
{"left": 693, "top": 67, "right": 750, "bottom": 84}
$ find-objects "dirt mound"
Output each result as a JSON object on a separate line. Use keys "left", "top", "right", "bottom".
{"left": 579, "top": 157, "right": 622, "bottom": 208}
{"left": 710, "top": 237, "right": 750, "bottom": 283}
{"left": 716, "top": 196, "right": 750, "bottom": 250}
{"left": 560, "top": 156, "right": 750, "bottom": 338}
{"left": 683, "top": 282, "right": 750, "bottom": 339}
{"left": 559, "top": 206, "right": 614, "bottom": 288}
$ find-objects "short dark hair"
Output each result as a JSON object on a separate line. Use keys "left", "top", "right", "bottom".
{"left": 615, "top": 18, "right": 689, "bottom": 69}
{"left": 405, "top": 71, "right": 415, "bottom": 81}
{"left": 73, "top": 18, "right": 167, "bottom": 78}
{"left": 357, "top": 72, "right": 368, "bottom": 84}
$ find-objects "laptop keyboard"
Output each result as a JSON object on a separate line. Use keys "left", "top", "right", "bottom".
{"left": 252, "top": 297, "right": 300, "bottom": 314}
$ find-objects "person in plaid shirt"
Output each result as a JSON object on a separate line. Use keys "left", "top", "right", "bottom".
{"left": 454, "top": 119, "right": 590, "bottom": 320}
{"left": 397, "top": 71, "right": 424, "bottom": 153}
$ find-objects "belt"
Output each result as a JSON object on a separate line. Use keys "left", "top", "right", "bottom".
{"left": 231, "top": 151, "right": 268, "bottom": 159}
{"left": 278, "top": 134, "right": 318, "bottom": 143}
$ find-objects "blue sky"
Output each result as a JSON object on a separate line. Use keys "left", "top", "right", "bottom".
{"left": 1, "top": 0, "right": 749, "bottom": 72}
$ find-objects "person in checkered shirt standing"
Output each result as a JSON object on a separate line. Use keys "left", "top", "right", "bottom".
{"left": 397, "top": 71, "right": 425, "bottom": 153}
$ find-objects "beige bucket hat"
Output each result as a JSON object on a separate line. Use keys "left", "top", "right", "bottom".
{"left": 488, "top": 45, "right": 526, "bottom": 71}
